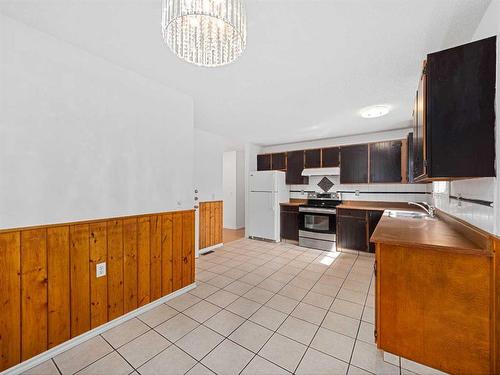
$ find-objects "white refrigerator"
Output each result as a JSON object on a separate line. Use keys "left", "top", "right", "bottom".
{"left": 248, "top": 171, "right": 289, "bottom": 242}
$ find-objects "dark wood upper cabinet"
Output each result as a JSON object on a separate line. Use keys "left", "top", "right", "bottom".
{"left": 271, "top": 152, "right": 286, "bottom": 170}
{"left": 370, "top": 141, "right": 402, "bottom": 183}
{"left": 321, "top": 147, "right": 340, "bottom": 167}
{"left": 415, "top": 36, "right": 496, "bottom": 181}
{"left": 413, "top": 66, "right": 426, "bottom": 180}
{"left": 257, "top": 154, "right": 271, "bottom": 171}
{"left": 407, "top": 132, "right": 414, "bottom": 184}
{"left": 340, "top": 144, "right": 368, "bottom": 184}
{"left": 304, "top": 149, "right": 321, "bottom": 168}
{"left": 286, "top": 150, "right": 308, "bottom": 185}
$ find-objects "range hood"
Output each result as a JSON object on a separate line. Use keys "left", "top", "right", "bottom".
{"left": 301, "top": 167, "right": 340, "bottom": 176}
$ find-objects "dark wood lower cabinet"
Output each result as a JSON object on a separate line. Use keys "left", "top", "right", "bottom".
{"left": 368, "top": 211, "right": 383, "bottom": 252}
{"left": 337, "top": 213, "right": 368, "bottom": 252}
{"left": 337, "top": 208, "right": 383, "bottom": 253}
{"left": 280, "top": 205, "right": 299, "bottom": 241}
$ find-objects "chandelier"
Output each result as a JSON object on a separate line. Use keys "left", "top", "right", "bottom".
{"left": 162, "top": 0, "right": 247, "bottom": 67}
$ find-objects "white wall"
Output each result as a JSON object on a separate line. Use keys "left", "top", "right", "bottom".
{"left": 431, "top": 1, "right": 499, "bottom": 235}
{"left": 223, "top": 150, "right": 245, "bottom": 229}
{"left": 193, "top": 128, "right": 225, "bottom": 203}
{"left": 236, "top": 150, "right": 245, "bottom": 228}
{"left": 0, "top": 14, "right": 194, "bottom": 229}
{"left": 223, "top": 151, "right": 237, "bottom": 228}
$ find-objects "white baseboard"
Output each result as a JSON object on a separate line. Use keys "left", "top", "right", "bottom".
{"left": 3, "top": 283, "right": 197, "bottom": 375}
{"left": 199, "top": 243, "right": 223, "bottom": 255}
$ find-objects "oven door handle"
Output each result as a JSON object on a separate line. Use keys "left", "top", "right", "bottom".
{"left": 299, "top": 207, "right": 336, "bottom": 214}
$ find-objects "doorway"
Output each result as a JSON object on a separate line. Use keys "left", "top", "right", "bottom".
{"left": 223, "top": 150, "right": 245, "bottom": 243}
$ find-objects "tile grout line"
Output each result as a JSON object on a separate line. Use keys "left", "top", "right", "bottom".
{"left": 291, "top": 252, "right": 361, "bottom": 374}
{"left": 43, "top": 241, "right": 374, "bottom": 375}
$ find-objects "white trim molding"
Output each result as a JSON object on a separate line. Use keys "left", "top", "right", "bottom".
{"left": 2, "top": 283, "right": 197, "bottom": 375}
{"left": 198, "top": 243, "right": 223, "bottom": 255}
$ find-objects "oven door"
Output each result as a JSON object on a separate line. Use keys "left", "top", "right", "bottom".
{"left": 298, "top": 209, "right": 336, "bottom": 234}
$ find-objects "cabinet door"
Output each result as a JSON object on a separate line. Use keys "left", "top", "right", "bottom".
{"left": 413, "top": 69, "right": 426, "bottom": 180}
{"left": 271, "top": 153, "right": 286, "bottom": 170}
{"left": 257, "top": 154, "right": 271, "bottom": 171}
{"left": 426, "top": 36, "right": 496, "bottom": 178}
{"left": 340, "top": 144, "right": 368, "bottom": 184}
{"left": 407, "top": 133, "right": 414, "bottom": 184}
{"left": 370, "top": 141, "right": 402, "bottom": 183}
{"left": 286, "top": 150, "right": 308, "bottom": 185}
{"left": 322, "top": 147, "right": 340, "bottom": 167}
{"left": 304, "top": 149, "right": 321, "bottom": 168}
{"left": 280, "top": 211, "right": 299, "bottom": 241}
{"left": 337, "top": 216, "right": 368, "bottom": 252}
{"left": 368, "top": 211, "right": 383, "bottom": 253}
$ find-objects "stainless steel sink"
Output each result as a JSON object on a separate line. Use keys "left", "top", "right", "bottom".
{"left": 386, "top": 210, "right": 434, "bottom": 219}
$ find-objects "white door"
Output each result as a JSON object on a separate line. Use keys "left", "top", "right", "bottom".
{"left": 248, "top": 191, "right": 277, "bottom": 241}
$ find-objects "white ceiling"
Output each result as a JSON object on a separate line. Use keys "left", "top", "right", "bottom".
{"left": 0, "top": 0, "right": 490, "bottom": 146}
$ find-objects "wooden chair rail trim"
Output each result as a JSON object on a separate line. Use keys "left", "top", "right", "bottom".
{"left": 0, "top": 209, "right": 195, "bottom": 234}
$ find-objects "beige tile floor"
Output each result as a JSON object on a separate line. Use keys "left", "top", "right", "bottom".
{"left": 22, "top": 239, "right": 446, "bottom": 375}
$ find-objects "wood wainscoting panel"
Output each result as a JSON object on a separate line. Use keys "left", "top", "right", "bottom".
{"left": 70, "top": 224, "right": 91, "bottom": 338}
{"left": 107, "top": 220, "right": 124, "bottom": 321}
{"left": 182, "top": 210, "right": 195, "bottom": 287}
{"left": 0, "top": 209, "right": 195, "bottom": 372}
{"left": 47, "top": 226, "right": 70, "bottom": 347}
{"left": 199, "top": 201, "right": 223, "bottom": 249}
{"left": 161, "top": 214, "right": 173, "bottom": 295}
{"left": 0, "top": 232, "right": 21, "bottom": 370}
{"left": 123, "top": 218, "right": 138, "bottom": 314}
{"left": 89, "top": 222, "right": 108, "bottom": 329}
{"left": 149, "top": 215, "right": 162, "bottom": 301}
{"left": 21, "top": 229, "right": 48, "bottom": 360}
{"left": 172, "top": 212, "right": 183, "bottom": 291}
{"left": 137, "top": 217, "right": 151, "bottom": 307}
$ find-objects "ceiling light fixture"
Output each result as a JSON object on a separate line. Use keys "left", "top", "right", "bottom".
{"left": 360, "top": 105, "right": 390, "bottom": 119}
{"left": 162, "top": 0, "right": 247, "bottom": 67}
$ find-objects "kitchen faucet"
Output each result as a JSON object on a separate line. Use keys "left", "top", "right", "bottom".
{"left": 408, "top": 201, "right": 435, "bottom": 218}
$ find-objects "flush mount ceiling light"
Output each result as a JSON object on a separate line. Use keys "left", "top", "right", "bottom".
{"left": 360, "top": 105, "right": 390, "bottom": 119}
{"left": 162, "top": 0, "right": 247, "bottom": 67}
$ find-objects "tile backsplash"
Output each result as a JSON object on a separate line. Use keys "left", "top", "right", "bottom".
{"left": 290, "top": 175, "right": 428, "bottom": 203}
{"left": 431, "top": 178, "right": 495, "bottom": 234}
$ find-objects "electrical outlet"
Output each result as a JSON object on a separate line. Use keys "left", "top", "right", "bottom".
{"left": 96, "top": 262, "right": 106, "bottom": 278}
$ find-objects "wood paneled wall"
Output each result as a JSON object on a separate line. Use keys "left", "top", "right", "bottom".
{"left": 0, "top": 210, "right": 195, "bottom": 372}
{"left": 199, "top": 201, "right": 223, "bottom": 249}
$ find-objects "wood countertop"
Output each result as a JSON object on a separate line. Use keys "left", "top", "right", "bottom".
{"left": 371, "top": 211, "right": 491, "bottom": 255}
{"left": 280, "top": 199, "right": 306, "bottom": 207}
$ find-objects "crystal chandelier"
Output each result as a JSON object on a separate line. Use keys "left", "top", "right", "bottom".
{"left": 162, "top": 0, "right": 247, "bottom": 67}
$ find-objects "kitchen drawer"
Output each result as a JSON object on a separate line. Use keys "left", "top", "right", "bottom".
{"left": 337, "top": 208, "right": 367, "bottom": 219}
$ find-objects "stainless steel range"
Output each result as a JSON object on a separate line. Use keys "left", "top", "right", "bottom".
{"left": 298, "top": 192, "right": 341, "bottom": 251}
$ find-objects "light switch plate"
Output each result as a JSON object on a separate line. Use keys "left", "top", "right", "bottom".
{"left": 96, "top": 262, "right": 106, "bottom": 278}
